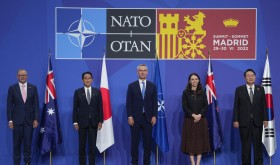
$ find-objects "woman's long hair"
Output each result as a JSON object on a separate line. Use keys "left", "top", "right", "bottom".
{"left": 185, "top": 73, "right": 203, "bottom": 94}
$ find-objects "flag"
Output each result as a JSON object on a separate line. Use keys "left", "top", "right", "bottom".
{"left": 205, "top": 57, "right": 223, "bottom": 151}
{"left": 262, "top": 55, "right": 277, "bottom": 156}
{"left": 96, "top": 54, "right": 115, "bottom": 153}
{"left": 38, "top": 55, "right": 63, "bottom": 155}
{"left": 152, "top": 58, "right": 169, "bottom": 152}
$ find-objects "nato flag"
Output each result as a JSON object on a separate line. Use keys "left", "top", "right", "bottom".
{"left": 152, "top": 58, "right": 169, "bottom": 152}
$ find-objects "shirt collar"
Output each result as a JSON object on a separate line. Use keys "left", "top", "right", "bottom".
{"left": 18, "top": 82, "right": 27, "bottom": 87}
{"left": 246, "top": 84, "right": 255, "bottom": 90}
{"left": 84, "top": 86, "right": 92, "bottom": 90}
{"left": 139, "top": 79, "right": 146, "bottom": 85}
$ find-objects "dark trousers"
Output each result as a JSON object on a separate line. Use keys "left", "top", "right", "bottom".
{"left": 78, "top": 124, "right": 97, "bottom": 165}
{"left": 13, "top": 124, "right": 34, "bottom": 165}
{"left": 239, "top": 120, "right": 263, "bottom": 165}
{"left": 130, "top": 114, "right": 152, "bottom": 165}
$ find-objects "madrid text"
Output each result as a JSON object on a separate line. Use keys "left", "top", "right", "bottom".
{"left": 212, "top": 35, "right": 249, "bottom": 51}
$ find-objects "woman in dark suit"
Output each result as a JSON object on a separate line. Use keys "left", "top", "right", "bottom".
{"left": 181, "top": 73, "right": 210, "bottom": 165}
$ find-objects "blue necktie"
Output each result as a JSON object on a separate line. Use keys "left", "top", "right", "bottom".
{"left": 142, "top": 81, "right": 145, "bottom": 113}
{"left": 141, "top": 81, "right": 145, "bottom": 99}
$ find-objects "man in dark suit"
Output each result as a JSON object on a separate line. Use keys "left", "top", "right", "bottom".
{"left": 73, "top": 71, "right": 103, "bottom": 165}
{"left": 7, "top": 69, "right": 39, "bottom": 165}
{"left": 126, "top": 64, "right": 157, "bottom": 165}
{"left": 233, "top": 68, "right": 268, "bottom": 165}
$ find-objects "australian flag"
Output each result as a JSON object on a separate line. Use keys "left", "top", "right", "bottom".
{"left": 205, "top": 58, "right": 223, "bottom": 152}
{"left": 152, "top": 58, "right": 169, "bottom": 152}
{"left": 38, "top": 55, "right": 63, "bottom": 155}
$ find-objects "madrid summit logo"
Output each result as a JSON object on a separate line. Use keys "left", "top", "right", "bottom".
{"left": 56, "top": 8, "right": 256, "bottom": 60}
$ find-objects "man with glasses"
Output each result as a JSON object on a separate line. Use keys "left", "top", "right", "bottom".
{"left": 7, "top": 69, "right": 39, "bottom": 165}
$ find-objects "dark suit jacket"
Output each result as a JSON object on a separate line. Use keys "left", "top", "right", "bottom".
{"left": 233, "top": 84, "right": 268, "bottom": 126}
{"left": 126, "top": 80, "right": 157, "bottom": 122}
{"left": 182, "top": 89, "right": 208, "bottom": 118}
{"left": 7, "top": 83, "right": 39, "bottom": 125}
{"left": 73, "top": 87, "right": 103, "bottom": 128}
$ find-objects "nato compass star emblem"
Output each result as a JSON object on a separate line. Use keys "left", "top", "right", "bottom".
{"left": 66, "top": 18, "right": 96, "bottom": 50}
{"left": 157, "top": 93, "right": 166, "bottom": 118}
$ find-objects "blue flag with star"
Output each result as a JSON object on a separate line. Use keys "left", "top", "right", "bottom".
{"left": 152, "top": 58, "right": 169, "bottom": 152}
{"left": 38, "top": 55, "right": 63, "bottom": 155}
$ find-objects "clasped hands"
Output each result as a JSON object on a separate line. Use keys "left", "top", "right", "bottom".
{"left": 192, "top": 114, "right": 202, "bottom": 123}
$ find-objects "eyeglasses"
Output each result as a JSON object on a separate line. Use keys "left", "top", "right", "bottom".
{"left": 18, "top": 75, "right": 27, "bottom": 77}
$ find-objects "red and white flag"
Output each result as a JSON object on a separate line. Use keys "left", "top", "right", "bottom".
{"left": 96, "top": 55, "right": 115, "bottom": 153}
{"left": 262, "top": 55, "right": 277, "bottom": 156}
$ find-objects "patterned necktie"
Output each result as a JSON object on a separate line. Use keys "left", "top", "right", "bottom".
{"left": 249, "top": 87, "right": 253, "bottom": 103}
{"left": 86, "top": 88, "right": 91, "bottom": 104}
{"left": 141, "top": 81, "right": 145, "bottom": 99}
{"left": 21, "top": 84, "right": 27, "bottom": 103}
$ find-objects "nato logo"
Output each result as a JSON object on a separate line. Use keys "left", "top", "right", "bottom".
{"left": 56, "top": 8, "right": 106, "bottom": 59}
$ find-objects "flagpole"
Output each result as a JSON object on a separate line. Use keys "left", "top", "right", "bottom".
{"left": 270, "top": 156, "right": 272, "bottom": 165}
{"left": 49, "top": 50, "right": 52, "bottom": 165}
{"left": 213, "top": 151, "right": 216, "bottom": 165}
{"left": 156, "top": 145, "right": 158, "bottom": 165}
{"left": 266, "top": 48, "right": 269, "bottom": 59}
{"left": 103, "top": 151, "right": 106, "bottom": 165}
{"left": 48, "top": 49, "right": 51, "bottom": 165}
{"left": 50, "top": 151, "right": 52, "bottom": 165}
{"left": 156, "top": 50, "right": 159, "bottom": 165}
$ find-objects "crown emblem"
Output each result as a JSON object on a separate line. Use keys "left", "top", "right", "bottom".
{"left": 223, "top": 18, "right": 239, "bottom": 27}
